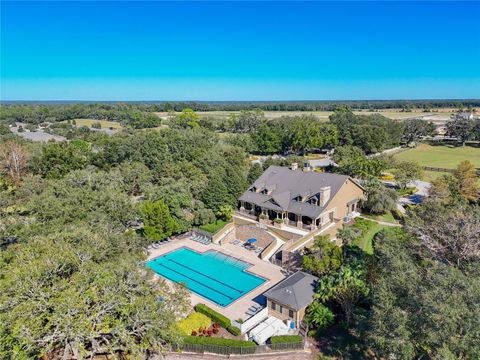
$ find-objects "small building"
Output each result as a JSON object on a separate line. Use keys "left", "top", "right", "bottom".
{"left": 303, "top": 157, "right": 336, "bottom": 171}
{"left": 263, "top": 271, "right": 318, "bottom": 326}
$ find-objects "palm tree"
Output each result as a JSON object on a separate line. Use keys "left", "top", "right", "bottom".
{"left": 305, "top": 302, "right": 334, "bottom": 329}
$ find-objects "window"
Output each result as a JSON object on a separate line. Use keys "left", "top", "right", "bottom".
{"left": 271, "top": 302, "right": 276, "bottom": 311}
{"left": 279, "top": 305, "right": 283, "bottom": 314}
{"left": 289, "top": 309, "right": 294, "bottom": 318}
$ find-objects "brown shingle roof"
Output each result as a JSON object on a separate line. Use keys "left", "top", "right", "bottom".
{"left": 239, "top": 166, "right": 352, "bottom": 219}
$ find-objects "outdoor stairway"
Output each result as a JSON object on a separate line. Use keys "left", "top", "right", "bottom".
{"left": 260, "top": 236, "right": 285, "bottom": 261}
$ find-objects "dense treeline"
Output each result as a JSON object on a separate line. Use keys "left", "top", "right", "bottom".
{"left": 2, "top": 99, "right": 479, "bottom": 114}
{"left": 0, "top": 104, "right": 161, "bottom": 128}
{"left": 0, "top": 125, "right": 252, "bottom": 358}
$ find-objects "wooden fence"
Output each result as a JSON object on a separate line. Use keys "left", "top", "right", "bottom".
{"left": 423, "top": 166, "right": 456, "bottom": 173}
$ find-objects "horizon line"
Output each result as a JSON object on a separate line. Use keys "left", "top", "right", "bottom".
{"left": 2, "top": 98, "right": 480, "bottom": 104}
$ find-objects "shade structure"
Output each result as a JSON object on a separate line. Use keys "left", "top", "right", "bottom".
{"left": 249, "top": 316, "right": 289, "bottom": 344}
{"left": 247, "top": 238, "right": 257, "bottom": 243}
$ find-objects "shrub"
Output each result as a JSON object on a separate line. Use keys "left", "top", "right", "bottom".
{"left": 177, "top": 312, "right": 212, "bottom": 336}
{"left": 274, "top": 218, "right": 283, "bottom": 224}
{"left": 191, "top": 330, "right": 197, "bottom": 336}
{"left": 227, "top": 325, "right": 241, "bottom": 336}
{"left": 194, "top": 303, "right": 231, "bottom": 328}
{"left": 391, "top": 209, "right": 404, "bottom": 221}
{"left": 269, "top": 335, "right": 303, "bottom": 344}
{"left": 396, "top": 187, "right": 417, "bottom": 197}
{"left": 259, "top": 214, "right": 267, "bottom": 220}
{"left": 91, "top": 122, "right": 102, "bottom": 129}
{"left": 305, "top": 302, "right": 334, "bottom": 329}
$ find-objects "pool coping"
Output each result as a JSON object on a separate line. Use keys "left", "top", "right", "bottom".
{"left": 146, "top": 246, "right": 270, "bottom": 308}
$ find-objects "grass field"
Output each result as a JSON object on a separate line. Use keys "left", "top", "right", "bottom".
{"left": 69, "top": 119, "right": 123, "bottom": 129}
{"left": 394, "top": 144, "right": 480, "bottom": 169}
{"left": 155, "top": 110, "right": 453, "bottom": 121}
{"left": 421, "top": 170, "right": 450, "bottom": 182}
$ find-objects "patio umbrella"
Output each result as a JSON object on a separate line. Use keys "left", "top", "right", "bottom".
{"left": 247, "top": 238, "right": 257, "bottom": 243}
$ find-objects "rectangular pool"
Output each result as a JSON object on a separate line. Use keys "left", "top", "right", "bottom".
{"left": 146, "top": 248, "right": 266, "bottom": 307}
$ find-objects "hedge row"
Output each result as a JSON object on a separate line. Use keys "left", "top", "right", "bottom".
{"left": 194, "top": 304, "right": 231, "bottom": 328}
{"left": 269, "top": 335, "right": 303, "bottom": 344}
{"left": 226, "top": 325, "right": 241, "bottom": 336}
{"left": 183, "top": 336, "right": 255, "bottom": 347}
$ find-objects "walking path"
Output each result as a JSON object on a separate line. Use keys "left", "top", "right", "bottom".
{"left": 357, "top": 216, "right": 402, "bottom": 227}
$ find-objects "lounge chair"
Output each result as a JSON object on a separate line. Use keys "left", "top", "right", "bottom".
{"left": 254, "top": 247, "right": 264, "bottom": 254}
{"left": 232, "top": 240, "right": 240, "bottom": 245}
{"left": 152, "top": 242, "right": 161, "bottom": 249}
{"left": 245, "top": 310, "right": 255, "bottom": 316}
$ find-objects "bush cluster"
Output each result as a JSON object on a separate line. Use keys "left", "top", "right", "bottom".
{"left": 269, "top": 335, "right": 303, "bottom": 344}
{"left": 183, "top": 336, "right": 255, "bottom": 347}
{"left": 226, "top": 325, "right": 241, "bottom": 336}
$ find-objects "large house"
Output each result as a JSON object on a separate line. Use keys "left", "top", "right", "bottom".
{"left": 238, "top": 165, "right": 364, "bottom": 232}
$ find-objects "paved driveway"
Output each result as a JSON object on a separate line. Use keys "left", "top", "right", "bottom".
{"left": 399, "top": 180, "right": 431, "bottom": 205}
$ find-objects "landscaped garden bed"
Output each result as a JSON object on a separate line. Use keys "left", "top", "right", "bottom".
{"left": 177, "top": 312, "right": 212, "bottom": 335}
{"left": 194, "top": 304, "right": 241, "bottom": 336}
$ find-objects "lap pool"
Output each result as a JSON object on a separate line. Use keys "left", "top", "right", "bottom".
{"left": 146, "top": 247, "right": 266, "bottom": 307}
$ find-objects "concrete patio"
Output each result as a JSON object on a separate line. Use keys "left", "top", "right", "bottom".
{"left": 147, "top": 236, "right": 286, "bottom": 321}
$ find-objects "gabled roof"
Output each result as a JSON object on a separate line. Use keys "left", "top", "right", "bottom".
{"left": 239, "top": 166, "right": 356, "bottom": 219}
{"left": 263, "top": 271, "right": 318, "bottom": 311}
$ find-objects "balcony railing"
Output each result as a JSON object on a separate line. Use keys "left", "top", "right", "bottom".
{"left": 236, "top": 210, "right": 258, "bottom": 220}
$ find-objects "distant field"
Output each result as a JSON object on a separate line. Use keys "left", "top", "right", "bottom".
{"left": 68, "top": 119, "right": 123, "bottom": 129}
{"left": 154, "top": 110, "right": 453, "bottom": 121}
{"left": 394, "top": 144, "right": 480, "bottom": 170}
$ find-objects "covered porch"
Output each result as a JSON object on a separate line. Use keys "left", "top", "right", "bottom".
{"left": 238, "top": 201, "right": 334, "bottom": 232}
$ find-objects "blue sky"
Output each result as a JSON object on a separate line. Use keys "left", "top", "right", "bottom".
{"left": 1, "top": 1, "right": 479, "bottom": 100}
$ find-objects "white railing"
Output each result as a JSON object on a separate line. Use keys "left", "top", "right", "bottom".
{"left": 231, "top": 307, "right": 269, "bottom": 334}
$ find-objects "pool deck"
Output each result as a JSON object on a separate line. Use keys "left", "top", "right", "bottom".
{"left": 147, "top": 237, "right": 286, "bottom": 321}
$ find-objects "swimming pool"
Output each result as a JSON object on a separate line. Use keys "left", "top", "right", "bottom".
{"left": 146, "top": 248, "right": 266, "bottom": 307}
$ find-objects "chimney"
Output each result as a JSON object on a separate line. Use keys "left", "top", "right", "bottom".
{"left": 319, "top": 186, "right": 331, "bottom": 206}
{"left": 290, "top": 162, "right": 298, "bottom": 171}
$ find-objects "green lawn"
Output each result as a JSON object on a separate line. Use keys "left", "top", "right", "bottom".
{"left": 422, "top": 170, "right": 450, "bottom": 182}
{"left": 394, "top": 144, "right": 480, "bottom": 170}
{"left": 199, "top": 220, "right": 228, "bottom": 234}
{"left": 361, "top": 211, "right": 398, "bottom": 224}
{"left": 351, "top": 218, "right": 390, "bottom": 254}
